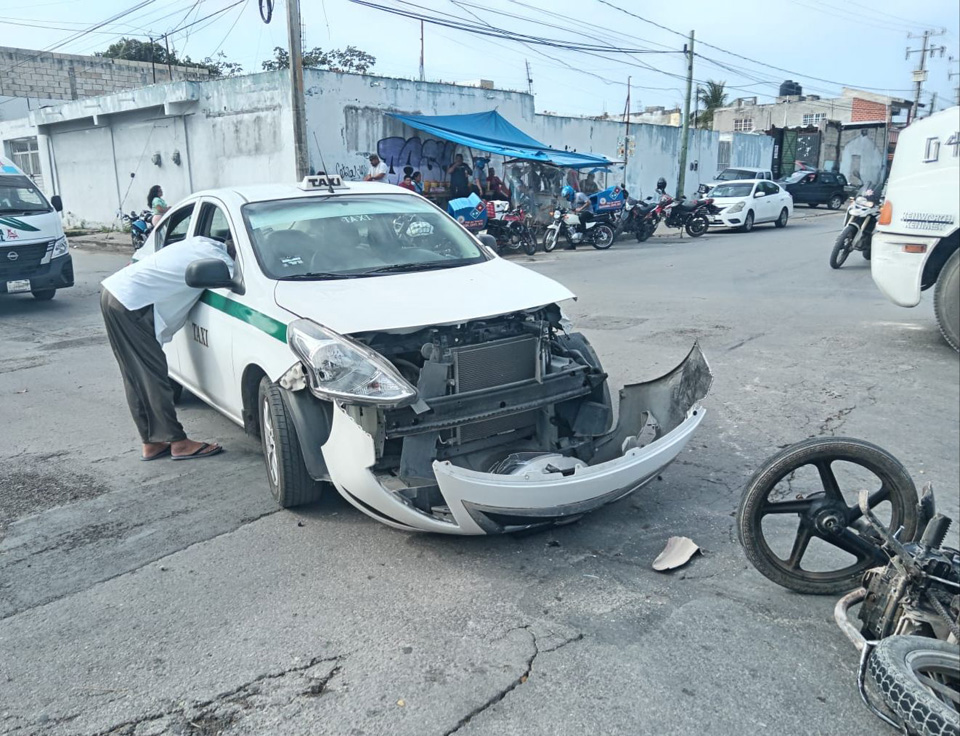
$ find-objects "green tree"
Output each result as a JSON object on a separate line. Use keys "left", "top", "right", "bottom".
{"left": 261, "top": 46, "right": 376, "bottom": 74}
{"left": 99, "top": 38, "right": 174, "bottom": 65}
{"left": 695, "top": 80, "right": 728, "bottom": 129}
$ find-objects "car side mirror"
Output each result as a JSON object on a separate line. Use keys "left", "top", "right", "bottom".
{"left": 478, "top": 234, "right": 497, "bottom": 251}
{"left": 754, "top": 191, "right": 764, "bottom": 198}
{"left": 186, "top": 258, "right": 234, "bottom": 290}
{"left": 50, "top": 195, "right": 63, "bottom": 213}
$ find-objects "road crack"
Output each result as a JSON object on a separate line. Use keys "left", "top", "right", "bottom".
{"left": 442, "top": 627, "right": 583, "bottom": 735}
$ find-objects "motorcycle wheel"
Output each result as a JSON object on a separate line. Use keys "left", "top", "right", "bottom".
{"left": 830, "top": 225, "right": 857, "bottom": 269}
{"left": 543, "top": 228, "right": 560, "bottom": 253}
{"left": 867, "top": 637, "right": 960, "bottom": 736}
{"left": 685, "top": 214, "right": 709, "bottom": 238}
{"left": 590, "top": 225, "right": 615, "bottom": 250}
{"left": 522, "top": 230, "right": 538, "bottom": 256}
{"left": 637, "top": 222, "right": 654, "bottom": 242}
{"left": 736, "top": 437, "right": 919, "bottom": 595}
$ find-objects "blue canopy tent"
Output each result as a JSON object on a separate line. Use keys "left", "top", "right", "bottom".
{"left": 387, "top": 110, "right": 615, "bottom": 169}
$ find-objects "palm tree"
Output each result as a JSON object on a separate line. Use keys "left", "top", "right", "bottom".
{"left": 695, "top": 80, "right": 728, "bottom": 129}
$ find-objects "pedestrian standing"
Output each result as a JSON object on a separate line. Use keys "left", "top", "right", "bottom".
{"left": 447, "top": 154, "right": 473, "bottom": 198}
{"left": 100, "top": 236, "right": 234, "bottom": 461}
{"left": 147, "top": 184, "right": 169, "bottom": 227}
{"left": 364, "top": 154, "right": 388, "bottom": 182}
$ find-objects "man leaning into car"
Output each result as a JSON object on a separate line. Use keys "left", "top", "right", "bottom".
{"left": 100, "top": 236, "right": 235, "bottom": 461}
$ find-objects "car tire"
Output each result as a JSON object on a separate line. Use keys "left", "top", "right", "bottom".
{"left": 934, "top": 249, "right": 960, "bottom": 352}
{"left": 866, "top": 636, "right": 960, "bottom": 736}
{"left": 258, "top": 376, "right": 324, "bottom": 508}
{"left": 31, "top": 290, "right": 56, "bottom": 301}
{"left": 828, "top": 194, "right": 844, "bottom": 210}
{"left": 739, "top": 211, "right": 755, "bottom": 233}
{"left": 775, "top": 208, "right": 788, "bottom": 228}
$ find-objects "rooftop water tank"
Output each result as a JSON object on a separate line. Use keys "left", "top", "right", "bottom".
{"left": 779, "top": 80, "right": 803, "bottom": 97}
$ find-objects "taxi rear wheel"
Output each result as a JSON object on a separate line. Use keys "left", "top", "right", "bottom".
{"left": 258, "top": 377, "right": 324, "bottom": 508}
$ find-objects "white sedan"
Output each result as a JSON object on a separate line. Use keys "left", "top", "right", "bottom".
{"left": 708, "top": 179, "right": 793, "bottom": 232}
{"left": 128, "top": 175, "right": 712, "bottom": 535}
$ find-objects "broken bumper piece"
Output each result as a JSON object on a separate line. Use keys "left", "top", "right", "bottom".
{"left": 324, "top": 344, "right": 712, "bottom": 535}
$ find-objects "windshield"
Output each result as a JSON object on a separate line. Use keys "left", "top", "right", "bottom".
{"left": 710, "top": 183, "right": 755, "bottom": 198}
{"left": 716, "top": 169, "right": 754, "bottom": 181}
{"left": 782, "top": 171, "right": 812, "bottom": 184}
{"left": 0, "top": 175, "right": 51, "bottom": 215}
{"left": 243, "top": 194, "right": 488, "bottom": 280}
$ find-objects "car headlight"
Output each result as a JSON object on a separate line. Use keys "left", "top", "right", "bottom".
{"left": 287, "top": 318, "right": 417, "bottom": 407}
{"left": 51, "top": 236, "right": 69, "bottom": 258}
{"left": 727, "top": 202, "right": 745, "bottom": 214}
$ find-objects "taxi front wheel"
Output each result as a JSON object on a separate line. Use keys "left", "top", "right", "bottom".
{"left": 258, "top": 377, "right": 324, "bottom": 508}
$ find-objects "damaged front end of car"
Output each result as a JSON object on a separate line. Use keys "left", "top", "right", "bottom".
{"left": 280, "top": 307, "right": 712, "bottom": 534}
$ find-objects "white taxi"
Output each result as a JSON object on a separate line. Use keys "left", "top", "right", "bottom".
{"left": 707, "top": 179, "right": 793, "bottom": 232}
{"left": 131, "top": 175, "right": 712, "bottom": 535}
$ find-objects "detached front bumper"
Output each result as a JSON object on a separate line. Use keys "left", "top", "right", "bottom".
{"left": 321, "top": 344, "right": 712, "bottom": 535}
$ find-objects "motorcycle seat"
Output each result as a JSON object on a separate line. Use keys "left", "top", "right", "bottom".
{"left": 678, "top": 200, "right": 699, "bottom": 210}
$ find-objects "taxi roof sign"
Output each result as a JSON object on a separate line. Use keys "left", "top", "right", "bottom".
{"left": 299, "top": 173, "right": 347, "bottom": 191}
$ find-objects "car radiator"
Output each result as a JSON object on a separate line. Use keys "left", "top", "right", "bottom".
{"left": 452, "top": 335, "right": 539, "bottom": 443}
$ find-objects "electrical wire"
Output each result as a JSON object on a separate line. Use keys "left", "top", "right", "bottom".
{"left": 594, "top": 0, "right": 918, "bottom": 93}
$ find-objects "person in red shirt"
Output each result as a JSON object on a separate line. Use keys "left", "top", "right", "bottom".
{"left": 487, "top": 167, "right": 510, "bottom": 200}
{"left": 398, "top": 174, "right": 416, "bottom": 191}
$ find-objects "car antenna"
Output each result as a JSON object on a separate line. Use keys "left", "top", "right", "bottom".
{"left": 312, "top": 131, "right": 336, "bottom": 194}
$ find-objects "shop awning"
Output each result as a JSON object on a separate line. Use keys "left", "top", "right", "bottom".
{"left": 387, "top": 110, "right": 615, "bottom": 169}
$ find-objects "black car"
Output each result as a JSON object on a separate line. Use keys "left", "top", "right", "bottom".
{"left": 780, "top": 170, "right": 850, "bottom": 209}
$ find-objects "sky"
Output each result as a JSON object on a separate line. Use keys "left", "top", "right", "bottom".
{"left": 3, "top": 0, "right": 960, "bottom": 118}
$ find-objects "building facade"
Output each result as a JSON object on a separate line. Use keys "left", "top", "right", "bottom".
{"left": 0, "top": 68, "right": 772, "bottom": 227}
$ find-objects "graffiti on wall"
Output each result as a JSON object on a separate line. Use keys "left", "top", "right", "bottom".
{"left": 377, "top": 136, "right": 458, "bottom": 184}
{"left": 335, "top": 162, "right": 366, "bottom": 181}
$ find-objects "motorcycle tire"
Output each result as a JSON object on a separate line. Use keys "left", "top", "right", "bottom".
{"left": 685, "top": 214, "right": 709, "bottom": 238}
{"left": 737, "top": 437, "right": 919, "bottom": 595}
{"left": 590, "top": 224, "right": 615, "bottom": 250}
{"left": 830, "top": 225, "right": 857, "bottom": 269}
{"left": 867, "top": 636, "right": 960, "bottom": 736}
{"left": 543, "top": 228, "right": 560, "bottom": 253}
{"left": 862, "top": 247, "right": 871, "bottom": 261}
{"left": 637, "top": 222, "right": 654, "bottom": 242}
{"left": 522, "top": 231, "right": 538, "bottom": 256}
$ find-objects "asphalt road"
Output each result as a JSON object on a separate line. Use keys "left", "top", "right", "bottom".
{"left": 1, "top": 210, "right": 957, "bottom": 736}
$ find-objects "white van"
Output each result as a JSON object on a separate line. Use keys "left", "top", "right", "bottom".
{"left": 0, "top": 156, "right": 73, "bottom": 301}
{"left": 871, "top": 107, "right": 960, "bottom": 351}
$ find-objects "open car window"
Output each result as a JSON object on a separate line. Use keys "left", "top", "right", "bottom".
{"left": 242, "top": 194, "right": 488, "bottom": 280}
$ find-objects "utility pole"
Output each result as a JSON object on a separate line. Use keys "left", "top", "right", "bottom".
{"left": 286, "top": 0, "right": 309, "bottom": 179}
{"left": 622, "top": 76, "right": 631, "bottom": 172}
{"left": 163, "top": 35, "right": 173, "bottom": 81}
{"left": 906, "top": 30, "right": 946, "bottom": 123}
{"left": 928, "top": 91, "right": 937, "bottom": 116}
{"left": 419, "top": 20, "right": 425, "bottom": 82}
{"left": 149, "top": 36, "right": 157, "bottom": 84}
{"left": 677, "top": 30, "right": 694, "bottom": 199}
{"left": 525, "top": 59, "right": 533, "bottom": 95}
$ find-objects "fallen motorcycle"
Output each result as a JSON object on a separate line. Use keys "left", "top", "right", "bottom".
{"left": 737, "top": 437, "right": 959, "bottom": 736}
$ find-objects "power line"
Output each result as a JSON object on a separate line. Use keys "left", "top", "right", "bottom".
{"left": 594, "top": 0, "right": 917, "bottom": 94}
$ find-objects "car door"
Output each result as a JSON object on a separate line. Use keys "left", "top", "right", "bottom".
{"left": 170, "top": 199, "right": 240, "bottom": 414}
{"left": 817, "top": 173, "right": 837, "bottom": 203}
{"left": 152, "top": 202, "right": 198, "bottom": 375}
{"left": 754, "top": 181, "right": 773, "bottom": 221}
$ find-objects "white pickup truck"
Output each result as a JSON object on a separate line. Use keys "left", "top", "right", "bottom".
{"left": 871, "top": 107, "right": 960, "bottom": 351}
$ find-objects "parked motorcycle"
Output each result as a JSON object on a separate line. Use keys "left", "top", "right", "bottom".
{"left": 121, "top": 209, "right": 153, "bottom": 250}
{"left": 543, "top": 207, "right": 615, "bottom": 251}
{"left": 738, "top": 438, "right": 959, "bottom": 736}
{"left": 483, "top": 204, "right": 538, "bottom": 256}
{"left": 831, "top": 185, "right": 881, "bottom": 269}
{"left": 626, "top": 199, "right": 660, "bottom": 242}
{"left": 638, "top": 193, "right": 717, "bottom": 239}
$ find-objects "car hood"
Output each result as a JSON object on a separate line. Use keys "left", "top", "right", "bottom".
{"left": 273, "top": 257, "right": 575, "bottom": 335}
{"left": 709, "top": 196, "right": 748, "bottom": 207}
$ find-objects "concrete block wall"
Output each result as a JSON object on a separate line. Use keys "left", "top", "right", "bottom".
{"left": 0, "top": 46, "right": 211, "bottom": 102}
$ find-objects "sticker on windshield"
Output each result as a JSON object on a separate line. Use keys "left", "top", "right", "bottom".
{"left": 281, "top": 256, "right": 304, "bottom": 266}
{"left": 340, "top": 214, "right": 371, "bottom": 223}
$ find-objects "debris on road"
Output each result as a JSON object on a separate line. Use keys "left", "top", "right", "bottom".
{"left": 652, "top": 536, "right": 702, "bottom": 572}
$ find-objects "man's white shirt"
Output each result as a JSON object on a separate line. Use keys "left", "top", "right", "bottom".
{"left": 368, "top": 161, "right": 388, "bottom": 179}
{"left": 102, "top": 236, "right": 234, "bottom": 344}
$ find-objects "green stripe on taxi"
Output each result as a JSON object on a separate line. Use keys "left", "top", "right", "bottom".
{"left": 200, "top": 291, "right": 287, "bottom": 342}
